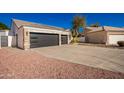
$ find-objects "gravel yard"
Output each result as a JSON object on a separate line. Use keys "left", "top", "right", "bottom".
{"left": 0, "top": 48, "right": 124, "bottom": 79}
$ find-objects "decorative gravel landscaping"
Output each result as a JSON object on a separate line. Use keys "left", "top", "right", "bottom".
{"left": 0, "top": 48, "right": 124, "bottom": 79}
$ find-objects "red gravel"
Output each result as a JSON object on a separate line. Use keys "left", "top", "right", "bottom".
{"left": 0, "top": 48, "right": 124, "bottom": 79}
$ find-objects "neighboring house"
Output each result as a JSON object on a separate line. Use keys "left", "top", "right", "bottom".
{"left": 10, "top": 19, "right": 71, "bottom": 50}
{"left": 0, "top": 30, "right": 12, "bottom": 48}
{"left": 84, "top": 26, "right": 124, "bottom": 45}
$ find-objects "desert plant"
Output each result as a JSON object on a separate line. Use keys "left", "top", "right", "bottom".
{"left": 71, "top": 15, "right": 86, "bottom": 43}
{"left": 117, "top": 41, "right": 124, "bottom": 47}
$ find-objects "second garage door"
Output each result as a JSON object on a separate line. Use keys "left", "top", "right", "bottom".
{"left": 30, "top": 32, "right": 59, "bottom": 48}
{"left": 109, "top": 35, "right": 124, "bottom": 45}
{"left": 61, "top": 35, "right": 68, "bottom": 44}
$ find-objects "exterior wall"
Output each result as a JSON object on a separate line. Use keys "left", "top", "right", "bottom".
{"left": 10, "top": 22, "right": 18, "bottom": 36}
{"left": 79, "top": 37, "right": 85, "bottom": 43}
{"left": 10, "top": 22, "right": 19, "bottom": 46}
{"left": 68, "top": 34, "right": 71, "bottom": 44}
{"left": 85, "top": 30, "right": 124, "bottom": 45}
{"left": 84, "top": 28, "right": 91, "bottom": 42}
{"left": 24, "top": 26, "right": 70, "bottom": 35}
{"left": 59, "top": 34, "right": 61, "bottom": 46}
{"left": 18, "top": 27, "right": 24, "bottom": 49}
{"left": 85, "top": 31, "right": 107, "bottom": 44}
{"left": 8, "top": 36, "right": 12, "bottom": 47}
{"left": 0, "top": 30, "right": 9, "bottom": 36}
{"left": 11, "top": 36, "right": 16, "bottom": 47}
{"left": 23, "top": 27, "right": 30, "bottom": 50}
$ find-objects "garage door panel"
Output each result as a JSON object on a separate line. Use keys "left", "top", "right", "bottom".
{"left": 61, "top": 35, "right": 68, "bottom": 44}
{"left": 30, "top": 33, "right": 59, "bottom": 48}
{"left": 109, "top": 35, "right": 124, "bottom": 45}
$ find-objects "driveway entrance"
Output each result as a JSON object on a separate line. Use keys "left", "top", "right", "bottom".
{"left": 32, "top": 45, "right": 124, "bottom": 73}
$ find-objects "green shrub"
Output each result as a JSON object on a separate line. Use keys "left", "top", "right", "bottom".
{"left": 117, "top": 41, "right": 124, "bottom": 47}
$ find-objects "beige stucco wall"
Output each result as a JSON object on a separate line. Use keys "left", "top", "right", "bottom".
{"left": 17, "top": 26, "right": 30, "bottom": 50}
{"left": 23, "top": 28, "right": 30, "bottom": 50}
{"left": 85, "top": 31, "right": 107, "bottom": 44}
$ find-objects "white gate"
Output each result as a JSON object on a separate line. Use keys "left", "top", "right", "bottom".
{"left": 0, "top": 36, "right": 12, "bottom": 48}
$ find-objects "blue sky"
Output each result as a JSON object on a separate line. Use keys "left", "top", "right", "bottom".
{"left": 0, "top": 13, "right": 124, "bottom": 31}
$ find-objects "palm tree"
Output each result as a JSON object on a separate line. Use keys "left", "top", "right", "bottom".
{"left": 71, "top": 15, "right": 86, "bottom": 43}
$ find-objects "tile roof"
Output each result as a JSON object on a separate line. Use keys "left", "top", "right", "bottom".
{"left": 103, "top": 26, "right": 124, "bottom": 31}
{"left": 13, "top": 19, "right": 66, "bottom": 31}
{"left": 85, "top": 26, "right": 124, "bottom": 32}
{"left": 85, "top": 27, "right": 103, "bottom": 31}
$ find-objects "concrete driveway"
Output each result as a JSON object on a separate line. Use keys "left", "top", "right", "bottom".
{"left": 31, "top": 45, "right": 124, "bottom": 73}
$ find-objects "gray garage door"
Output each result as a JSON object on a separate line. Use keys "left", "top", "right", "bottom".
{"left": 1, "top": 36, "right": 8, "bottom": 47}
{"left": 61, "top": 35, "right": 68, "bottom": 44}
{"left": 30, "top": 32, "right": 59, "bottom": 48}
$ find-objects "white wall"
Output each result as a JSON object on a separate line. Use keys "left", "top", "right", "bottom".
{"left": 10, "top": 22, "right": 18, "bottom": 36}
{"left": 0, "top": 30, "right": 9, "bottom": 36}
{"left": 8, "top": 36, "right": 13, "bottom": 47}
{"left": 24, "top": 26, "right": 71, "bottom": 36}
{"left": 79, "top": 37, "right": 85, "bottom": 43}
{"left": 10, "top": 22, "right": 19, "bottom": 47}
{"left": 13, "top": 36, "right": 17, "bottom": 47}
{"left": 18, "top": 27, "right": 24, "bottom": 49}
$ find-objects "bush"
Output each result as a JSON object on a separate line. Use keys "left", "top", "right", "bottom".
{"left": 117, "top": 41, "right": 124, "bottom": 47}
{"left": 70, "top": 37, "right": 79, "bottom": 44}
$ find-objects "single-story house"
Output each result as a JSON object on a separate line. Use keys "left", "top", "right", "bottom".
{"left": 10, "top": 19, "right": 71, "bottom": 50}
{"left": 84, "top": 26, "right": 124, "bottom": 45}
{"left": 0, "top": 30, "right": 12, "bottom": 48}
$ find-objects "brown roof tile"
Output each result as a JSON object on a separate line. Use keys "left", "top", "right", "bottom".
{"left": 13, "top": 19, "right": 66, "bottom": 31}
{"left": 86, "top": 26, "right": 124, "bottom": 32}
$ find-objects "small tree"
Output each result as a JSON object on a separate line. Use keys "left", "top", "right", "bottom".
{"left": 71, "top": 15, "right": 86, "bottom": 43}
{"left": 0, "top": 22, "right": 9, "bottom": 30}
